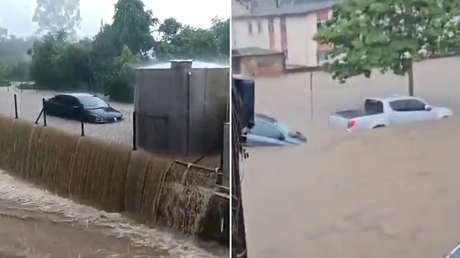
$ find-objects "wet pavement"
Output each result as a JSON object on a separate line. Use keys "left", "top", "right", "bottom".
{"left": 243, "top": 57, "right": 460, "bottom": 258}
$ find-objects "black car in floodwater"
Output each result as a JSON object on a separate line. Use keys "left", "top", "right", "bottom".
{"left": 244, "top": 114, "right": 307, "bottom": 147}
{"left": 45, "top": 93, "right": 123, "bottom": 123}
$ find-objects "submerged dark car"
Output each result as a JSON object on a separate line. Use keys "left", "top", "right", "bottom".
{"left": 243, "top": 114, "right": 307, "bottom": 147}
{"left": 45, "top": 93, "right": 123, "bottom": 123}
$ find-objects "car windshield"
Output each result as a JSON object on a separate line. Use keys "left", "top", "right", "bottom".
{"left": 277, "top": 121, "right": 290, "bottom": 137}
{"left": 450, "top": 248, "right": 460, "bottom": 258}
{"left": 78, "top": 96, "right": 108, "bottom": 109}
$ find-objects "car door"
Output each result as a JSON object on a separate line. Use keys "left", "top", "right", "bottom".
{"left": 66, "top": 96, "right": 83, "bottom": 119}
{"left": 58, "top": 96, "right": 78, "bottom": 118}
{"left": 389, "top": 99, "right": 432, "bottom": 124}
{"left": 48, "top": 95, "right": 67, "bottom": 116}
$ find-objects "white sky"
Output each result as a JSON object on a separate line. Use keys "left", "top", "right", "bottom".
{"left": 0, "top": 0, "right": 230, "bottom": 38}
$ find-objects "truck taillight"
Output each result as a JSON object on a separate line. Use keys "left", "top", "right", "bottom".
{"left": 348, "top": 119, "right": 356, "bottom": 128}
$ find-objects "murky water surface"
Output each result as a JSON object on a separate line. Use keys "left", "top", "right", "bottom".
{"left": 243, "top": 57, "right": 460, "bottom": 258}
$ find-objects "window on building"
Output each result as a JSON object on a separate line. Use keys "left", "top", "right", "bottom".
{"left": 317, "top": 20, "right": 327, "bottom": 30}
{"left": 257, "top": 20, "right": 262, "bottom": 34}
{"left": 317, "top": 51, "right": 330, "bottom": 64}
{"left": 248, "top": 21, "right": 253, "bottom": 35}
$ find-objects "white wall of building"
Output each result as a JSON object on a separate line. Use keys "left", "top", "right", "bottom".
{"left": 285, "top": 15, "right": 308, "bottom": 65}
{"left": 273, "top": 17, "right": 282, "bottom": 51}
{"left": 232, "top": 18, "right": 270, "bottom": 50}
{"left": 232, "top": 0, "right": 251, "bottom": 16}
{"left": 305, "top": 12, "right": 319, "bottom": 67}
{"left": 233, "top": 9, "right": 330, "bottom": 67}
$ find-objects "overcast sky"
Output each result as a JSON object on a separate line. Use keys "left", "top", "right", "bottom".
{"left": 0, "top": 0, "right": 230, "bottom": 38}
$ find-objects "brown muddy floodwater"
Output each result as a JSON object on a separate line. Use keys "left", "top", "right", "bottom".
{"left": 0, "top": 169, "right": 226, "bottom": 258}
{"left": 0, "top": 87, "right": 227, "bottom": 258}
{"left": 243, "top": 57, "right": 460, "bottom": 258}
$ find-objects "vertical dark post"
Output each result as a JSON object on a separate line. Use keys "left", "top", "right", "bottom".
{"left": 80, "top": 104, "right": 85, "bottom": 137}
{"left": 42, "top": 98, "right": 47, "bottom": 127}
{"left": 133, "top": 111, "right": 137, "bottom": 150}
{"left": 408, "top": 60, "right": 414, "bottom": 96}
{"left": 309, "top": 72, "right": 314, "bottom": 121}
{"left": 186, "top": 71, "right": 191, "bottom": 156}
{"left": 222, "top": 122, "right": 230, "bottom": 187}
{"left": 14, "top": 94, "right": 18, "bottom": 119}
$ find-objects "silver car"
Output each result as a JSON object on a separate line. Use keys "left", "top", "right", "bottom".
{"left": 329, "top": 96, "right": 453, "bottom": 131}
{"left": 244, "top": 114, "right": 307, "bottom": 147}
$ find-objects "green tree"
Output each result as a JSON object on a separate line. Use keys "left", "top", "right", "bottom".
{"left": 112, "top": 0, "right": 158, "bottom": 56}
{"left": 90, "top": 24, "right": 119, "bottom": 91}
{"left": 33, "top": 0, "right": 82, "bottom": 37}
{"left": 57, "top": 39, "right": 93, "bottom": 89}
{"left": 30, "top": 32, "right": 92, "bottom": 89}
{"left": 159, "top": 18, "right": 182, "bottom": 38}
{"left": 315, "top": 0, "right": 460, "bottom": 96}
{"left": 155, "top": 26, "right": 219, "bottom": 61}
{"left": 211, "top": 17, "right": 230, "bottom": 57}
{"left": 103, "top": 45, "right": 139, "bottom": 102}
{"left": 30, "top": 32, "right": 67, "bottom": 88}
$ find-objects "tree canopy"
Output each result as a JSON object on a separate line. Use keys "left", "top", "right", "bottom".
{"left": 315, "top": 0, "right": 460, "bottom": 95}
{"left": 112, "top": 0, "right": 158, "bottom": 56}
{"left": 159, "top": 18, "right": 182, "bottom": 38}
{"left": 0, "top": 25, "right": 34, "bottom": 84}
{"left": 1, "top": 0, "right": 229, "bottom": 102}
{"left": 154, "top": 17, "right": 230, "bottom": 62}
{"left": 33, "top": 0, "right": 82, "bottom": 37}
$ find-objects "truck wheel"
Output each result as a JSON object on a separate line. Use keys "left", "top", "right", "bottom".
{"left": 372, "top": 125, "right": 386, "bottom": 129}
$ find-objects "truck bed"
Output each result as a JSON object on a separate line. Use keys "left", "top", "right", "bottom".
{"left": 335, "top": 109, "right": 382, "bottom": 119}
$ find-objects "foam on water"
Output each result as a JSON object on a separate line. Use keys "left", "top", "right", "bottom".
{"left": 0, "top": 170, "right": 226, "bottom": 258}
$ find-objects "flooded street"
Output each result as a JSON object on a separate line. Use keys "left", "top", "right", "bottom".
{"left": 243, "top": 57, "right": 460, "bottom": 258}
{"left": 0, "top": 87, "right": 227, "bottom": 258}
{"left": 0, "top": 87, "right": 133, "bottom": 145}
{"left": 0, "top": 169, "right": 226, "bottom": 258}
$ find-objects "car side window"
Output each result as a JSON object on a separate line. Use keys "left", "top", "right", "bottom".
{"left": 59, "top": 96, "right": 78, "bottom": 107}
{"left": 68, "top": 97, "right": 80, "bottom": 107}
{"left": 52, "top": 96, "right": 66, "bottom": 105}
{"left": 390, "top": 99, "right": 425, "bottom": 112}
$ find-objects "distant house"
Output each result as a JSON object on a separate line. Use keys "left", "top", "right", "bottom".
{"left": 232, "top": 47, "right": 285, "bottom": 76}
{"left": 232, "top": 0, "right": 338, "bottom": 68}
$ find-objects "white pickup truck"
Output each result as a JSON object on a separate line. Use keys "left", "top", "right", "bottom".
{"left": 329, "top": 96, "right": 453, "bottom": 131}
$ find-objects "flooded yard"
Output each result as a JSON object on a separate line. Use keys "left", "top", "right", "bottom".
{"left": 0, "top": 87, "right": 133, "bottom": 145}
{"left": 243, "top": 57, "right": 460, "bottom": 258}
{"left": 0, "top": 88, "right": 227, "bottom": 258}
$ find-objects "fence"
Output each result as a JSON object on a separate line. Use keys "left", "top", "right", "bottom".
{"left": 12, "top": 93, "right": 139, "bottom": 150}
